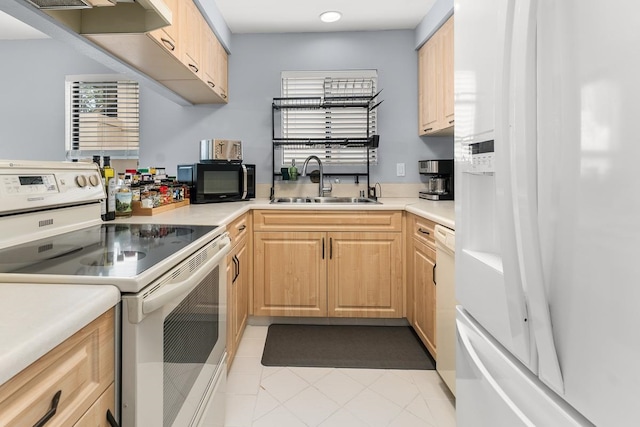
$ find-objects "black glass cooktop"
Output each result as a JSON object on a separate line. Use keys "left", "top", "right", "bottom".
{"left": 0, "top": 223, "right": 217, "bottom": 278}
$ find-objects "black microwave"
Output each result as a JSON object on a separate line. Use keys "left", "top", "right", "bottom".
{"left": 177, "top": 162, "right": 255, "bottom": 203}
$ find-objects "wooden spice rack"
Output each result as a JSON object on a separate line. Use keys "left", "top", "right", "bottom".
{"left": 131, "top": 199, "right": 190, "bottom": 216}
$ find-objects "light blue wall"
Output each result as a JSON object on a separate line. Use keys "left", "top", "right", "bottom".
{"left": 416, "top": 0, "right": 454, "bottom": 48}
{"left": 0, "top": 39, "right": 112, "bottom": 161}
{"left": 0, "top": 30, "right": 454, "bottom": 184}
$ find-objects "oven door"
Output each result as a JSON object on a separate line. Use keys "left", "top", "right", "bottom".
{"left": 194, "top": 163, "right": 244, "bottom": 203}
{"left": 121, "top": 233, "right": 230, "bottom": 427}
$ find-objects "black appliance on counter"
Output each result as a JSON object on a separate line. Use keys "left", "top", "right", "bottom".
{"left": 178, "top": 162, "right": 255, "bottom": 203}
{"left": 418, "top": 159, "right": 454, "bottom": 200}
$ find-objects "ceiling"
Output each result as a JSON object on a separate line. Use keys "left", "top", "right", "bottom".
{"left": 0, "top": 0, "right": 435, "bottom": 40}
{"left": 0, "top": 10, "right": 48, "bottom": 40}
{"left": 214, "top": 0, "right": 437, "bottom": 33}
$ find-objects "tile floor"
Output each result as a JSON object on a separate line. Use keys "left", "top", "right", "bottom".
{"left": 225, "top": 325, "right": 456, "bottom": 427}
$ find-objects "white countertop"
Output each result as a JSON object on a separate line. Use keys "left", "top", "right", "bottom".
{"left": 116, "top": 198, "right": 455, "bottom": 230}
{"left": 0, "top": 284, "right": 120, "bottom": 385}
{"left": 0, "top": 197, "right": 452, "bottom": 386}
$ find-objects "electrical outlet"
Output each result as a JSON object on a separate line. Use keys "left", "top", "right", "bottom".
{"left": 396, "top": 163, "right": 405, "bottom": 177}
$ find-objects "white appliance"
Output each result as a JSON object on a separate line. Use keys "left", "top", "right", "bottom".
{"left": 435, "top": 224, "right": 456, "bottom": 395}
{"left": 0, "top": 159, "right": 229, "bottom": 427}
{"left": 454, "top": 1, "right": 640, "bottom": 426}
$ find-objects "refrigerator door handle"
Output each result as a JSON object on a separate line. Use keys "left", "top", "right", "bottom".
{"left": 493, "top": 0, "right": 532, "bottom": 365}
{"left": 509, "top": 0, "right": 564, "bottom": 394}
{"left": 457, "top": 316, "right": 537, "bottom": 427}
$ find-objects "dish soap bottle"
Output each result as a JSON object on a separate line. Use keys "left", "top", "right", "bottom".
{"left": 289, "top": 159, "right": 298, "bottom": 181}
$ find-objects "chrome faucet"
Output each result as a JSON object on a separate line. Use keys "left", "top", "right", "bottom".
{"left": 301, "top": 155, "right": 332, "bottom": 197}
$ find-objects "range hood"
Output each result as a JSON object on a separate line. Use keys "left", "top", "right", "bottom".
{"left": 30, "top": 0, "right": 171, "bottom": 33}
{"left": 27, "top": 0, "right": 116, "bottom": 10}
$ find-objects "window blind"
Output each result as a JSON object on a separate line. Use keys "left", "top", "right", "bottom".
{"left": 66, "top": 78, "right": 139, "bottom": 160}
{"left": 281, "top": 71, "right": 378, "bottom": 166}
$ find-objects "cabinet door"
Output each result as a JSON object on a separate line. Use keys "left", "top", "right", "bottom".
{"left": 226, "top": 248, "right": 235, "bottom": 365}
{"left": 216, "top": 40, "right": 229, "bottom": 101}
{"left": 148, "top": 0, "right": 179, "bottom": 58}
{"left": 440, "top": 16, "right": 455, "bottom": 127}
{"left": 202, "top": 24, "right": 218, "bottom": 91}
{"left": 327, "top": 232, "right": 403, "bottom": 318}
{"left": 227, "top": 237, "right": 249, "bottom": 369}
{"left": 73, "top": 383, "right": 115, "bottom": 427}
{"left": 233, "top": 239, "right": 249, "bottom": 352}
{"left": 423, "top": 35, "right": 441, "bottom": 135}
{"left": 254, "top": 232, "right": 327, "bottom": 316}
{"left": 179, "top": 0, "right": 202, "bottom": 76}
{"left": 418, "top": 44, "right": 429, "bottom": 134}
{"left": 412, "top": 239, "right": 437, "bottom": 359}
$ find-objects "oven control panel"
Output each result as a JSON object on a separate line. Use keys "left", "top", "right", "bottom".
{"left": 0, "top": 161, "right": 105, "bottom": 215}
{"left": 2, "top": 174, "right": 59, "bottom": 195}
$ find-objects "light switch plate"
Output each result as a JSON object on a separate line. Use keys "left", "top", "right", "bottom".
{"left": 396, "top": 163, "right": 405, "bottom": 176}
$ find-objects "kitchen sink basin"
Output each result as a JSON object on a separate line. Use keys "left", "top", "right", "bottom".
{"left": 271, "top": 196, "right": 381, "bottom": 204}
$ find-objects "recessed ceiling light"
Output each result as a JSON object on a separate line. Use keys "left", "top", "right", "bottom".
{"left": 320, "top": 11, "right": 342, "bottom": 23}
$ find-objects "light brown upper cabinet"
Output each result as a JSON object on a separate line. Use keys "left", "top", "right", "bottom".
{"left": 419, "top": 15, "right": 454, "bottom": 136}
{"left": 83, "top": 0, "right": 228, "bottom": 104}
{"left": 179, "top": 0, "right": 203, "bottom": 77}
{"left": 148, "top": 0, "right": 179, "bottom": 59}
{"left": 203, "top": 27, "right": 229, "bottom": 102}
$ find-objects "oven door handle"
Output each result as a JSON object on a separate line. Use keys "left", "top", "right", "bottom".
{"left": 141, "top": 235, "right": 231, "bottom": 317}
{"left": 241, "top": 164, "right": 248, "bottom": 199}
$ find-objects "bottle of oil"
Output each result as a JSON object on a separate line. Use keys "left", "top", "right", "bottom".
{"left": 102, "top": 156, "right": 116, "bottom": 221}
{"left": 93, "top": 156, "right": 107, "bottom": 219}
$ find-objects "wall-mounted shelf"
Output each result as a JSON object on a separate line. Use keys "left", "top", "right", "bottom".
{"left": 271, "top": 85, "right": 382, "bottom": 197}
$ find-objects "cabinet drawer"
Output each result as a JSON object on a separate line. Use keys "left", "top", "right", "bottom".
{"left": 0, "top": 309, "right": 115, "bottom": 427}
{"left": 254, "top": 210, "right": 402, "bottom": 232}
{"left": 410, "top": 214, "right": 437, "bottom": 247}
{"left": 227, "top": 212, "right": 249, "bottom": 247}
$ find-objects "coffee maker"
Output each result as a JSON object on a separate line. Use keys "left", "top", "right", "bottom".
{"left": 418, "top": 159, "right": 454, "bottom": 200}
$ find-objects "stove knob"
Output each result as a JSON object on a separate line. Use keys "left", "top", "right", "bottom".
{"left": 89, "top": 174, "right": 100, "bottom": 187}
{"left": 75, "top": 175, "right": 88, "bottom": 188}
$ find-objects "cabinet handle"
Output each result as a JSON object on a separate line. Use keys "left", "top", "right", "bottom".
{"left": 418, "top": 228, "right": 431, "bottom": 236}
{"left": 33, "top": 390, "right": 62, "bottom": 427}
{"left": 433, "top": 263, "right": 437, "bottom": 286}
{"left": 232, "top": 255, "right": 239, "bottom": 283}
{"left": 322, "top": 237, "right": 325, "bottom": 260}
{"left": 106, "top": 409, "right": 120, "bottom": 427}
{"left": 330, "top": 238, "right": 333, "bottom": 260}
{"left": 189, "top": 63, "right": 199, "bottom": 73}
{"left": 449, "top": 120, "right": 455, "bottom": 124}
{"left": 237, "top": 224, "right": 246, "bottom": 232}
{"left": 160, "top": 38, "right": 175, "bottom": 51}
{"left": 423, "top": 128, "right": 433, "bottom": 132}
{"left": 222, "top": 93, "right": 227, "bottom": 99}
{"left": 208, "top": 81, "right": 216, "bottom": 88}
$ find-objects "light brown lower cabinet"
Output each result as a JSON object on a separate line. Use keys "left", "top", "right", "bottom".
{"left": 410, "top": 238, "right": 437, "bottom": 358}
{"left": 406, "top": 213, "right": 438, "bottom": 359}
{"left": 226, "top": 213, "right": 251, "bottom": 369}
{"left": 0, "top": 309, "right": 115, "bottom": 427}
{"left": 253, "top": 211, "right": 403, "bottom": 318}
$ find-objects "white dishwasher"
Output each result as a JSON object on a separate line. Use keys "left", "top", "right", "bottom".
{"left": 435, "top": 224, "right": 456, "bottom": 396}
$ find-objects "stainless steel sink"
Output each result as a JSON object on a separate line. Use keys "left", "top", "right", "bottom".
{"left": 271, "top": 196, "right": 381, "bottom": 204}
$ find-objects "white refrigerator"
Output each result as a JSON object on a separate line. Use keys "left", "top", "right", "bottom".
{"left": 454, "top": 0, "right": 640, "bottom": 426}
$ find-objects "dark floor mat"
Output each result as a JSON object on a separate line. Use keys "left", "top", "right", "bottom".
{"left": 261, "top": 324, "right": 435, "bottom": 370}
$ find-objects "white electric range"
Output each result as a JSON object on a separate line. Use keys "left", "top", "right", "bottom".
{"left": 0, "top": 159, "right": 229, "bottom": 427}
